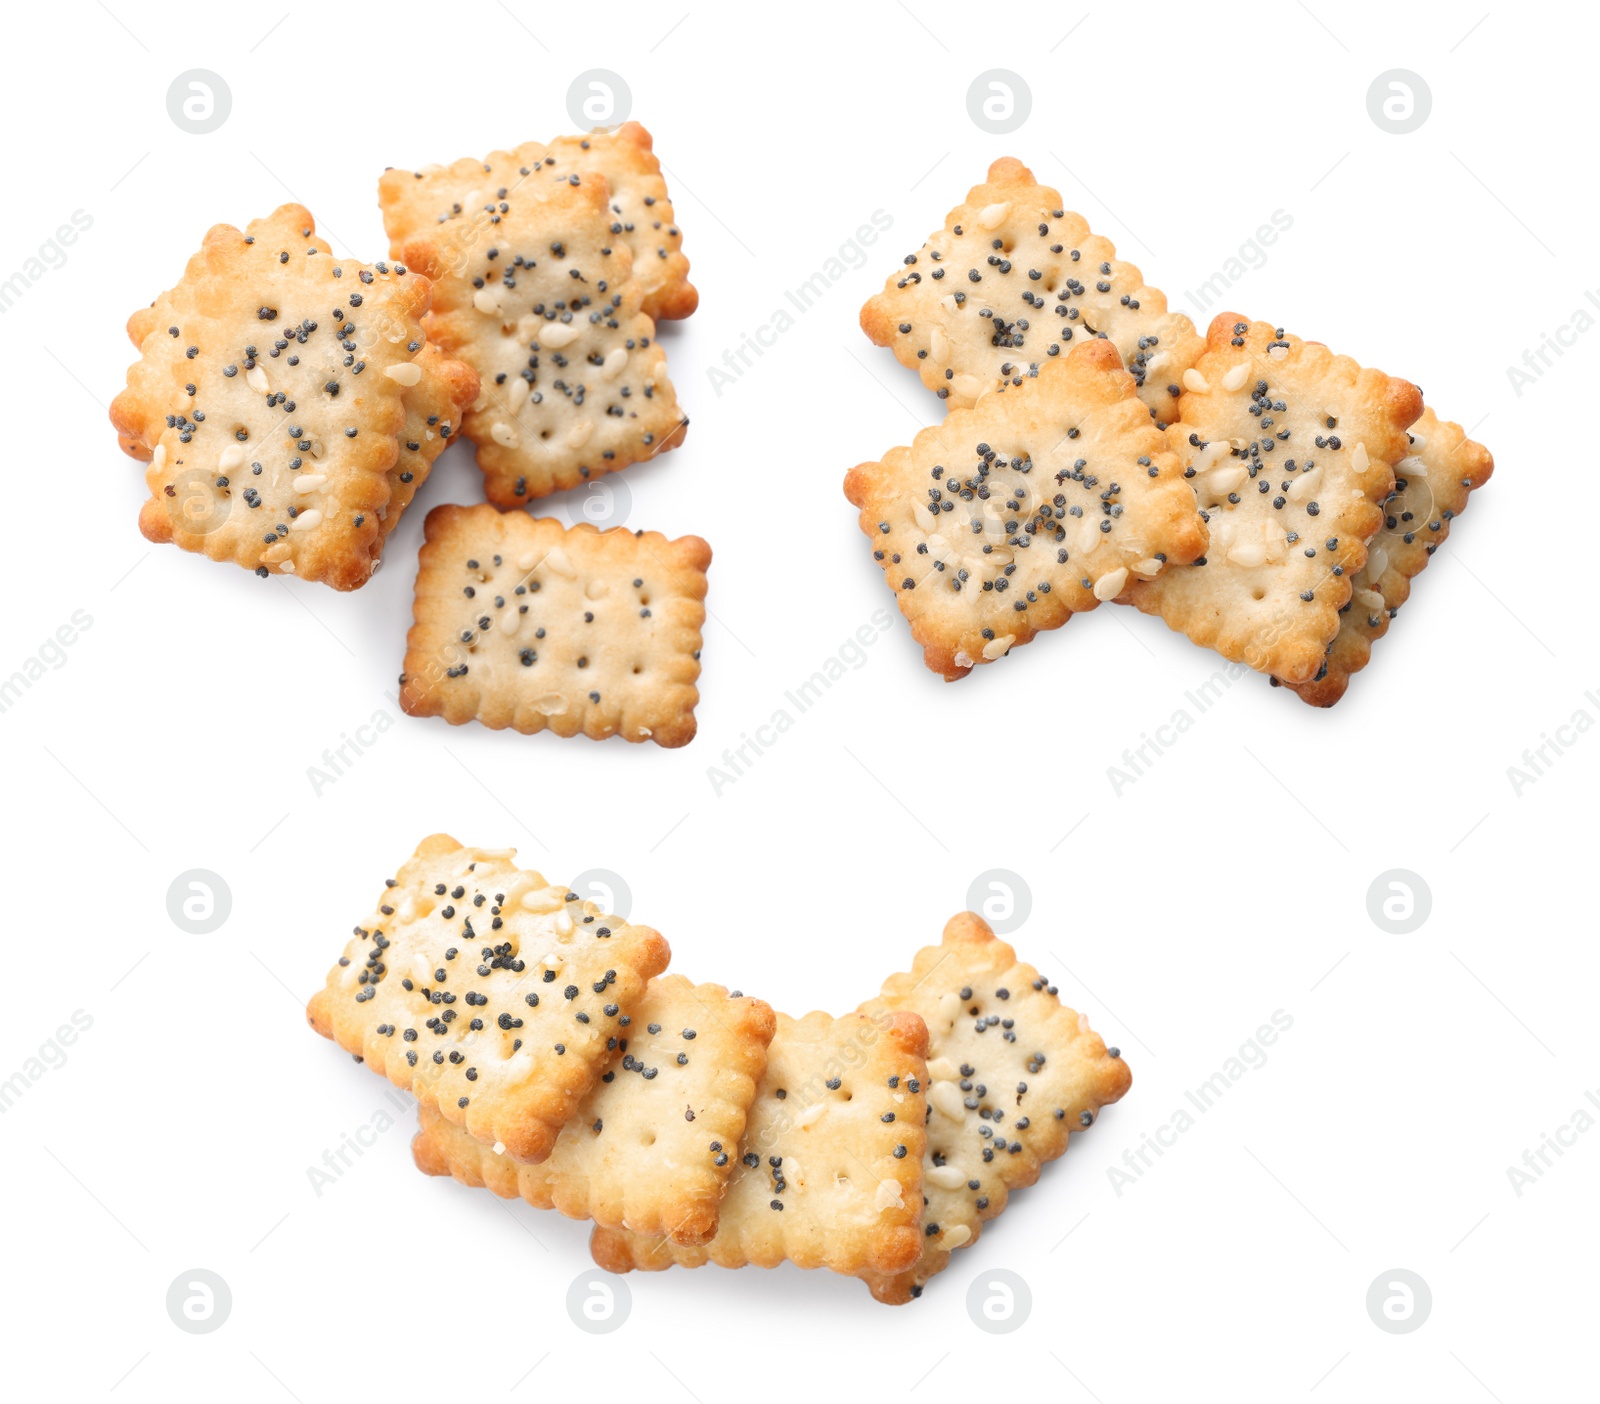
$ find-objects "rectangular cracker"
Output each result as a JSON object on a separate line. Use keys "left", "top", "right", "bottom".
{"left": 1285, "top": 404, "right": 1492, "bottom": 705}
{"left": 118, "top": 301, "right": 474, "bottom": 532}
{"left": 379, "top": 122, "right": 696, "bottom": 322}
{"left": 844, "top": 337, "right": 1208, "bottom": 679}
{"left": 587, "top": 1009, "right": 930, "bottom": 1283}
{"left": 398, "top": 170, "right": 687, "bottom": 507}
{"left": 110, "top": 203, "right": 478, "bottom": 589}
{"left": 856, "top": 912, "right": 1131, "bottom": 1304}
{"left": 1124, "top": 314, "right": 1424, "bottom": 685}
{"left": 306, "top": 834, "right": 670, "bottom": 1162}
{"left": 861, "top": 156, "right": 1203, "bottom": 426}
{"left": 412, "top": 976, "right": 774, "bottom": 1244}
{"left": 399, "top": 504, "right": 710, "bottom": 747}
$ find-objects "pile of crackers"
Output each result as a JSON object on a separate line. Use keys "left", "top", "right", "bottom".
{"left": 308, "top": 835, "right": 1130, "bottom": 1301}
{"left": 847, "top": 159, "right": 1493, "bottom": 704}
{"left": 110, "top": 125, "right": 712, "bottom": 746}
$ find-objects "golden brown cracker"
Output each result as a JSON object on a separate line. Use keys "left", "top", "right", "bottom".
{"left": 399, "top": 504, "right": 709, "bottom": 747}
{"left": 378, "top": 122, "right": 696, "bottom": 323}
{"left": 861, "top": 156, "right": 1202, "bottom": 424}
{"left": 844, "top": 338, "right": 1208, "bottom": 679}
{"left": 412, "top": 977, "right": 774, "bottom": 1244}
{"left": 110, "top": 204, "right": 475, "bottom": 589}
{"left": 400, "top": 171, "right": 687, "bottom": 507}
{"left": 1125, "top": 314, "right": 1423, "bottom": 685}
{"left": 1285, "top": 405, "right": 1492, "bottom": 704}
{"left": 306, "top": 834, "right": 670, "bottom": 1162}
{"left": 857, "top": 913, "right": 1131, "bottom": 1303}
{"left": 586, "top": 1010, "right": 931, "bottom": 1281}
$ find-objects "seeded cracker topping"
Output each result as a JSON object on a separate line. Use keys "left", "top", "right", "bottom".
{"left": 399, "top": 504, "right": 710, "bottom": 746}
{"left": 379, "top": 122, "right": 696, "bottom": 322}
{"left": 412, "top": 977, "right": 774, "bottom": 1244}
{"left": 111, "top": 204, "right": 477, "bottom": 589}
{"left": 306, "top": 835, "right": 670, "bottom": 1161}
{"left": 861, "top": 157, "right": 1204, "bottom": 426}
{"left": 588, "top": 1011, "right": 932, "bottom": 1282}
{"left": 844, "top": 338, "right": 1208, "bottom": 679}
{"left": 857, "top": 912, "right": 1131, "bottom": 1304}
{"left": 1284, "top": 404, "right": 1492, "bottom": 705}
{"left": 398, "top": 170, "right": 687, "bottom": 507}
{"left": 1126, "top": 314, "right": 1423, "bottom": 686}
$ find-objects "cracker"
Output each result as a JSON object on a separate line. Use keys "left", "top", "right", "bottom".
{"left": 306, "top": 834, "right": 670, "bottom": 1162}
{"left": 398, "top": 504, "right": 709, "bottom": 747}
{"left": 844, "top": 338, "right": 1208, "bottom": 679}
{"left": 379, "top": 121, "right": 697, "bottom": 322}
{"left": 1124, "top": 314, "right": 1423, "bottom": 685}
{"left": 586, "top": 1009, "right": 930, "bottom": 1282}
{"left": 1285, "top": 405, "right": 1492, "bottom": 705}
{"left": 399, "top": 171, "right": 687, "bottom": 507}
{"left": 110, "top": 204, "right": 477, "bottom": 590}
{"left": 860, "top": 157, "right": 1203, "bottom": 425}
{"left": 855, "top": 912, "right": 1132, "bottom": 1303}
{"left": 412, "top": 976, "right": 774, "bottom": 1244}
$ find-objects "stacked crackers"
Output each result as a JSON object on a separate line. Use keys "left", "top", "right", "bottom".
{"left": 308, "top": 836, "right": 1130, "bottom": 1302}
{"left": 847, "top": 158, "right": 1493, "bottom": 704}
{"left": 112, "top": 124, "right": 713, "bottom": 746}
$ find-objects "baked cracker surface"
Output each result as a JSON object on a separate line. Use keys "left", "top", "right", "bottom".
{"left": 111, "top": 204, "right": 475, "bottom": 589}
{"left": 306, "top": 834, "right": 670, "bottom": 1162}
{"left": 379, "top": 122, "right": 696, "bottom": 322}
{"left": 1285, "top": 405, "right": 1492, "bottom": 705}
{"left": 857, "top": 913, "right": 1131, "bottom": 1303}
{"left": 399, "top": 504, "right": 710, "bottom": 747}
{"left": 380, "top": 344, "right": 480, "bottom": 544}
{"left": 412, "top": 976, "right": 774, "bottom": 1244}
{"left": 587, "top": 1009, "right": 930, "bottom": 1284}
{"left": 1125, "top": 314, "right": 1423, "bottom": 685}
{"left": 401, "top": 171, "right": 687, "bottom": 506}
{"left": 861, "top": 156, "right": 1203, "bottom": 424}
{"left": 844, "top": 337, "right": 1208, "bottom": 679}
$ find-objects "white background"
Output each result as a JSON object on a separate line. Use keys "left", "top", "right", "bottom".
{"left": 2, "top": 1, "right": 1594, "bottom": 1398}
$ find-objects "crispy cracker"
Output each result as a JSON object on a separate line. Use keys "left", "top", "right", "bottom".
{"left": 399, "top": 504, "right": 709, "bottom": 747}
{"left": 400, "top": 172, "right": 687, "bottom": 507}
{"left": 306, "top": 834, "right": 670, "bottom": 1162}
{"left": 856, "top": 913, "right": 1131, "bottom": 1304}
{"left": 861, "top": 157, "right": 1203, "bottom": 425}
{"left": 412, "top": 976, "right": 774, "bottom": 1244}
{"left": 110, "top": 204, "right": 476, "bottom": 590}
{"left": 587, "top": 1010, "right": 930, "bottom": 1282}
{"left": 844, "top": 338, "right": 1208, "bottom": 679}
{"left": 379, "top": 122, "right": 696, "bottom": 322}
{"left": 1124, "top": 314, "right": 1423, "bottom": 685}
{"left": 1285, "top": 405, "right": 1492, "bottom": 705}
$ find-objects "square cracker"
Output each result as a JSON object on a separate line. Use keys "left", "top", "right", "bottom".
{"left": 1124, "top": 314, "right": 1423, "bottom": 685}
{"left": 306, "top": 834, "right": 670, "bottom": 1162}
{"left": 412, "top": 976, "right": 775, "bottom": 1244}
{"left": 844, "top": 337, "right": 1208, "bottom": 679}
{"left": 379, "top": 122, "right": 697, "bottom": 322}
{"left": 399, "top": 504, "right": 710, "bottom": 747}
{"left": 119, "top": 305, "right": 476, "bottom": 536}
{"left": 110, "top": 204, "right": 478, "bottom": 590}
{"left": 587, "top": 1009, "right": 931, "bottom": 1283}
{"left": 857, "top": 913, "right": 1131, "bottom": 1304}
{"left": 400, "top": 171, "right": 687, "bottom": 507}
{"left": 1285, "top": 405, "right": 1492, "bottom": 705}
{"left": 860, "top": 156, "right": 1203, "bottom": 425}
